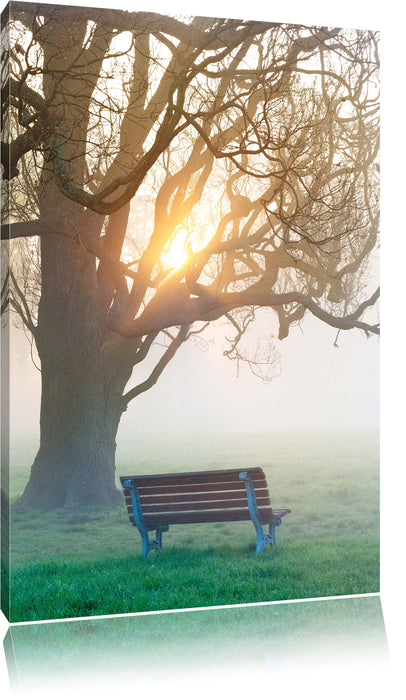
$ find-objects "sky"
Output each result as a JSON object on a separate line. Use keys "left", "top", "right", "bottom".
{"left": 123, "top": 314, "right": 379, "bottom": 439}
{"left": 9, "top": 306, "right": 379, "bottom": 444}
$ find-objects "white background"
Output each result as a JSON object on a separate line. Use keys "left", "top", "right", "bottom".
{"left": 1, "top": 0, "right": 404, "bottom": 698}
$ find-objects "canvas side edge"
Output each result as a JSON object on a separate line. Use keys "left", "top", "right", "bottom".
{"left": 1, "top": 0, "right": 11, "bottom": 622}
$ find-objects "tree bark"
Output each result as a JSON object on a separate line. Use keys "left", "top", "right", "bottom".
{"left": 15, "top": 186, "right": 134, "bottom": 510}
{"left": 17, "top": 363, "right": 126, "bottom": 509}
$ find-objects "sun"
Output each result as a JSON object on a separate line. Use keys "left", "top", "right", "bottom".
{"left": 162, "top": 231, "right": 189, "bottom": 271}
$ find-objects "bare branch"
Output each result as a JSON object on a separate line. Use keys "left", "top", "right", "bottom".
{"left": 122, "top": 325, "right": 189, "bottom": 406}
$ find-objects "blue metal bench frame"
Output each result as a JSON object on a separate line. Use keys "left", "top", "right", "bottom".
{"left": 238, "top": 471, "right": 282, "bottom": 553}
{"left": 122, "top": 468, "right": 290, "bottom": 557}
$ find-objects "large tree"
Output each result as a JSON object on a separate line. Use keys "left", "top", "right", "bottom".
{"left": 1, "top": 2, "right": 379, "bottom": 509}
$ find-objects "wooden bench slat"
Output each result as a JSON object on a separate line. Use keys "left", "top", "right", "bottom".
{"left": 142, "top": 507, "right": 275, "bottom": 526}
{"left": 130, "top": 496, "right": 271, "bottom": 514}
{"left": 121, "top": 466, "right": 265, "bottom": 481}
{"left": 126, "top": 504, "right": 290, "bottom": 523}
{"left": 136, "top": 480, "right": 268, "bottom": 497}
{"left": 125, "top": 487, "right": 271, "bottom": 507}
{"left": 121, "top": 467, "right": 265, "bottom": 489}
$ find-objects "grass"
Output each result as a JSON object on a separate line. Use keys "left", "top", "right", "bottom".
{"left": 6, "top": 431, "right": 379, "bottom": 622}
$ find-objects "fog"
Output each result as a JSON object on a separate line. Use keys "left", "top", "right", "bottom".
{"left": 9, "top": 310, "right": 379, "bottom": 447}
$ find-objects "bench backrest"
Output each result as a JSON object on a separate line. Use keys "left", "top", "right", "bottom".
{"left": 120, "top": 467, "right": 273, "bottom": 527}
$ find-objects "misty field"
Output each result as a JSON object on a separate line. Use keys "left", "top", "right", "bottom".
{"left": 7, "top": 431, "right": 379, "bottom": 622}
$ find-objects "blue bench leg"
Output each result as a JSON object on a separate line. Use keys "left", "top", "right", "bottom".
{"left": 255, "top": 521, "right": 281, "bottom": 552}
{"left": 268, "top": 521, "right": 276, "bottom": 546}
{"left": 155, "top": 525, "right": 168, "bottom": 548}
{"left": 255, "top": 525, "right": 267, "bottom": 554}
{"left": 141, "top": 525, "right": 169, "bottom": 557}
{"left": 268, "top": 519, "right": 282, "bottom": 546}
{"left": 239, "top": 472, "right": 282, "bottom": 553}
{"left": 239, "top": 471, "right": 271, "bottom": 553}
{"left": 141, "top": 532, "right": 151, "bottom": 558}
{"left": 124, "top": 481, "right": 169, "bottom": 557}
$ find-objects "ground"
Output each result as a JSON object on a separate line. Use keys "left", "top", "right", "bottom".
{"left": 7, "top": 431, "right": 379, "bottom": 622}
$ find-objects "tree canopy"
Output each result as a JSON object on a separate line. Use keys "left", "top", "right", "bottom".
{"left": 0, "top": 3, "right": 380, "bottom": 507}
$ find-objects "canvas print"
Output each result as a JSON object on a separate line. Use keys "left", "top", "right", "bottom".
{"left": 1, "top": 1, "right": 379, "bottom": 622}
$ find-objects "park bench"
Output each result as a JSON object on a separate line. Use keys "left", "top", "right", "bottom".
{"left": 120, "top": 467, "right": 290, "bottom": 557}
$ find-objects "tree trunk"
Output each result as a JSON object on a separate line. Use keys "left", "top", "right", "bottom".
{"left": 17, "top": 361, "right": 128, "bottom": 509}
{"left": 15, "top": 191, "right": 134, "bottom": 510}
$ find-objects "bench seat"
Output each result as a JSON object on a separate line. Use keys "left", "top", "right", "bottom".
{"left": 120, "top": 467, "right": 290, "bottom": 556}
